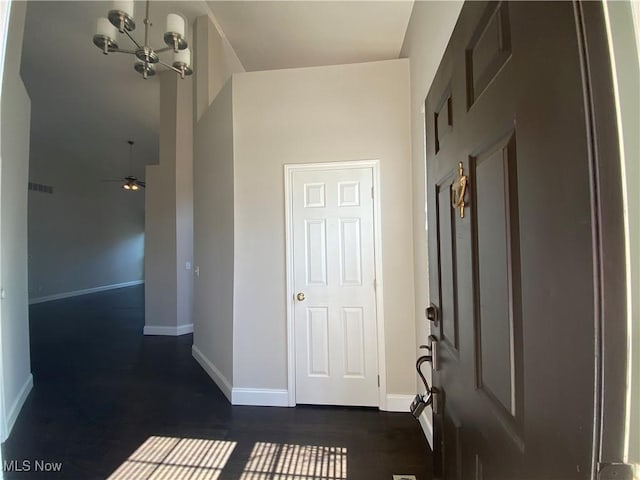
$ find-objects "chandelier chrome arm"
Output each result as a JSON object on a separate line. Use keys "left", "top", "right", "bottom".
{"left": 158, "top": 60, "right": 192, "bottom": 80}
{"left": 153, "top": 46, "right": 174, "bottom": 55}
{"left": 108, "top": 48, "right": 137, "bottom": 55}
{"left": 93, "top": 0, "right": 193, "bottom": 79}
{"left": 123, "top": 29, "right": 142, "bottom": 50}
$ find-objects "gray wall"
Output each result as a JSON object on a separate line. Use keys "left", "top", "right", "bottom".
{"left": 144, "top": 73, "right": 193, "bottom": 332}
{"left": 176, "top": 74, "right": 194, "bottom": 332}
{"left": 193, "top": 80, "right": 235, "bottom": 396}
{"left": 232, "top": 59, "right": 414, "bottom": 395}
{"left": 1, "top": 0, "right": 32, "bottom": 440}
{"left": 28, "top": 140, "right": 144, "bottom": 301}
{"left": 190, "top": 14, "right": 244, "bottom": 395}
{"left": 194, "top": 15, "right": 245, "bottom": 123}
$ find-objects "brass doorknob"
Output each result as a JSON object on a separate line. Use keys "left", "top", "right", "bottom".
{"left": 296, "top": 292, "right": 306, "bottom": 301}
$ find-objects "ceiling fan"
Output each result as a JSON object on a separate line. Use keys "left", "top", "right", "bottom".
{"left": 103, "top": 140, "right": 146, "bottom": 190}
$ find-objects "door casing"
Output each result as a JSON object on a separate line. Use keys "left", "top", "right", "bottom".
{"left": 0, "top": 0, "right": 14, "bottom": 443}
{"left": 284, "top": 160, "right": 387, "bottom": 408}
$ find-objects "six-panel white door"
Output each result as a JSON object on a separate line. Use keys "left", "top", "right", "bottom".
{"left": 292, "top": 166, "right": 378, "bottom": 406}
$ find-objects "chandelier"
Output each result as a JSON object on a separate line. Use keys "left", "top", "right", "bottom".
{"left": 93, "top": 1, "right": 193, "bottom": 79}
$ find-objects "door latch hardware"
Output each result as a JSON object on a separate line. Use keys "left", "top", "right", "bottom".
{"left": 597, "top": 463, "right": 633, "bottom": 480}
{"left": 411, "top": 354, "right": 433, "bottom": 418}
{"left": 419, "top": 335, "right": 440, "bottom": 371}
{"left": 410, "top": 392, "right": 431, "bottom": 418}
{"left": 428, "top": 335, "right": 439, "bottom": 371}
{"left": 425, "top": 304, "right": 439, "bottom": 327}
{"left": 431, "top": 386, "right": 442, "bottom": 415}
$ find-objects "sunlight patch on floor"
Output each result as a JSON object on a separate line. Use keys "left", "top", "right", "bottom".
{"left": 107, "top": 436, "right": 236, "bottom": 480}
{"left": 240, "top": 441, "right": 347, "bottom": 480}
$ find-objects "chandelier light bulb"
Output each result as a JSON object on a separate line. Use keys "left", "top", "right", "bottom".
{"left": 166, "top": 14, "right": 185, "bottom": 39}
{"left": 173, "top": 48, "right": 191, "bottom": 67}
{"left": 96, "top": 17, "right": 117, "bottom": 42}
{"left": 112, "top": 1, "right": 134, "bottom": 19}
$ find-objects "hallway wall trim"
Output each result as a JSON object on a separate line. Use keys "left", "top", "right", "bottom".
{"left": 28, "top": 280, "right": 144, "bottom": 305}
{"left": 192, "top": 345, "right": 232, "bottom": 402}
{"left": 4, "top": 374, "right": 32, "bottom": 441}
{"left": 144, "top": 324, "right": 194, "bottom": 336}
{"left": 232, "top": 388, "right": 289, "bottom": 407}
{"left": 418, "top": 408, "right": 433, "bottom": 449}
{"left": 385, "top": 394, "right": 414, "bottom": 413}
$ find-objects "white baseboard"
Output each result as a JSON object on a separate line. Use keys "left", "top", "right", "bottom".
{"left": 419, "top": 407, "right": 434, "bottom": 449}
{"left": 29, "top": 280, "right": 144, "bottom": 305}
{"left": 144, "top": 323, "right": 193, "bottom": 336}
{"left": 232, "top": 388, "right": 289, "bottom": 407}
{"left": 384, "top": 394, "right": 414, "bottom": 412}
{"left": 4, "top": 374, "right": 33, "bottom": 442}
{"left": 192, "top": 345, "right": 232, "bottom": 402}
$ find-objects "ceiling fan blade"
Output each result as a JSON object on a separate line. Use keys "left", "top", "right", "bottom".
{"left": 136, "top": 180, "right": 146, "bottom": 188}
{"left": 101, "top": 178, "right": 125, "bottom": 183}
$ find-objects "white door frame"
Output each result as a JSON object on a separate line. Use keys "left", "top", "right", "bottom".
{"left": 0, "top": 0, "right": 14, "bottom": 444}
{"left": 284, "top": 160, "right": 387, "bottom": 409}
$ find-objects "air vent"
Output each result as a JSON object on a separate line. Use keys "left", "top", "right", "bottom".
{"left": 28, "top": 182, "right": 54, "bottom": 194}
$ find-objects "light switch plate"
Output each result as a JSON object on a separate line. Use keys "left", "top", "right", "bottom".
{"left": 393, "top": 476, "right": 417, "bottom": 480}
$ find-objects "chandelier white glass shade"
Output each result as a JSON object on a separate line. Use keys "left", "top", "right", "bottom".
{"left": 93, "top": 0, "right": 193, "bottom": 80}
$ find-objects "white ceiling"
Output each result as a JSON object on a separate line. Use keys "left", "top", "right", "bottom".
{"left": 206, "top": 1, "right": 414, "bottom": 71}
{"left": 20, "top": 1, "right": 414, "bottom": 180}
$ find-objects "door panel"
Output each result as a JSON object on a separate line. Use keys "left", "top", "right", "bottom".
{"left": 426, "top": 2, "right": 598, "bottom": 478}
{"left": 292, "top": 167, "right": 378, "bottom": 406}
{"left": 307, "top": 307, "right": 330, "bottom": 377}
{"left": 471, "top": 133, "right": 523, "bottom": 427}
{"left": 436, "top": 177, "right": 459, "bottom": 352}
{"left": 305, "top": 219, "right": 327, "bottom": 286}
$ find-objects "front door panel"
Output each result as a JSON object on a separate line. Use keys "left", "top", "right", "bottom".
{"left": 426, "top": 2, "right": 597, "bottom": 478}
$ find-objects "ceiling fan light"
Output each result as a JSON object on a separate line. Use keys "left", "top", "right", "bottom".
{"left": 123, "top": 183, "right": 131, "bottom": 190}
{"left": 131, "top": 184, "right": 139, "bottom": 191}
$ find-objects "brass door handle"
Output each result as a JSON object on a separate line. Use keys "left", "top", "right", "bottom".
{"left": 451, "top": 161, "right": 468, "bottom": 219}
{"left": 296, "top": 292, "right": 306, "bottom": 301}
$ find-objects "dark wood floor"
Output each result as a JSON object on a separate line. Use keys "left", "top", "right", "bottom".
{"left": 1, "top": 285, "right": 431, "bottom": 479}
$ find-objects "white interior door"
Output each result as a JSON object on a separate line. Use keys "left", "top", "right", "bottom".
{"left": 291, "top": 166, "right": 378, "bottom": 406}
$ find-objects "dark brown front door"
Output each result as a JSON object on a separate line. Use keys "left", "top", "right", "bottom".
{"left": 425, "top": 2, "right": 616, "bottom": 478}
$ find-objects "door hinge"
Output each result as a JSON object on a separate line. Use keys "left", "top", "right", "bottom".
{"left": 371, "top": 186, "right": 374, "bottom": 199}
{"left": 377, "top": 375, "right": 380, "bottom": 387}
{"left": 597, "top": 463, "right": 633, "bottom": 480}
